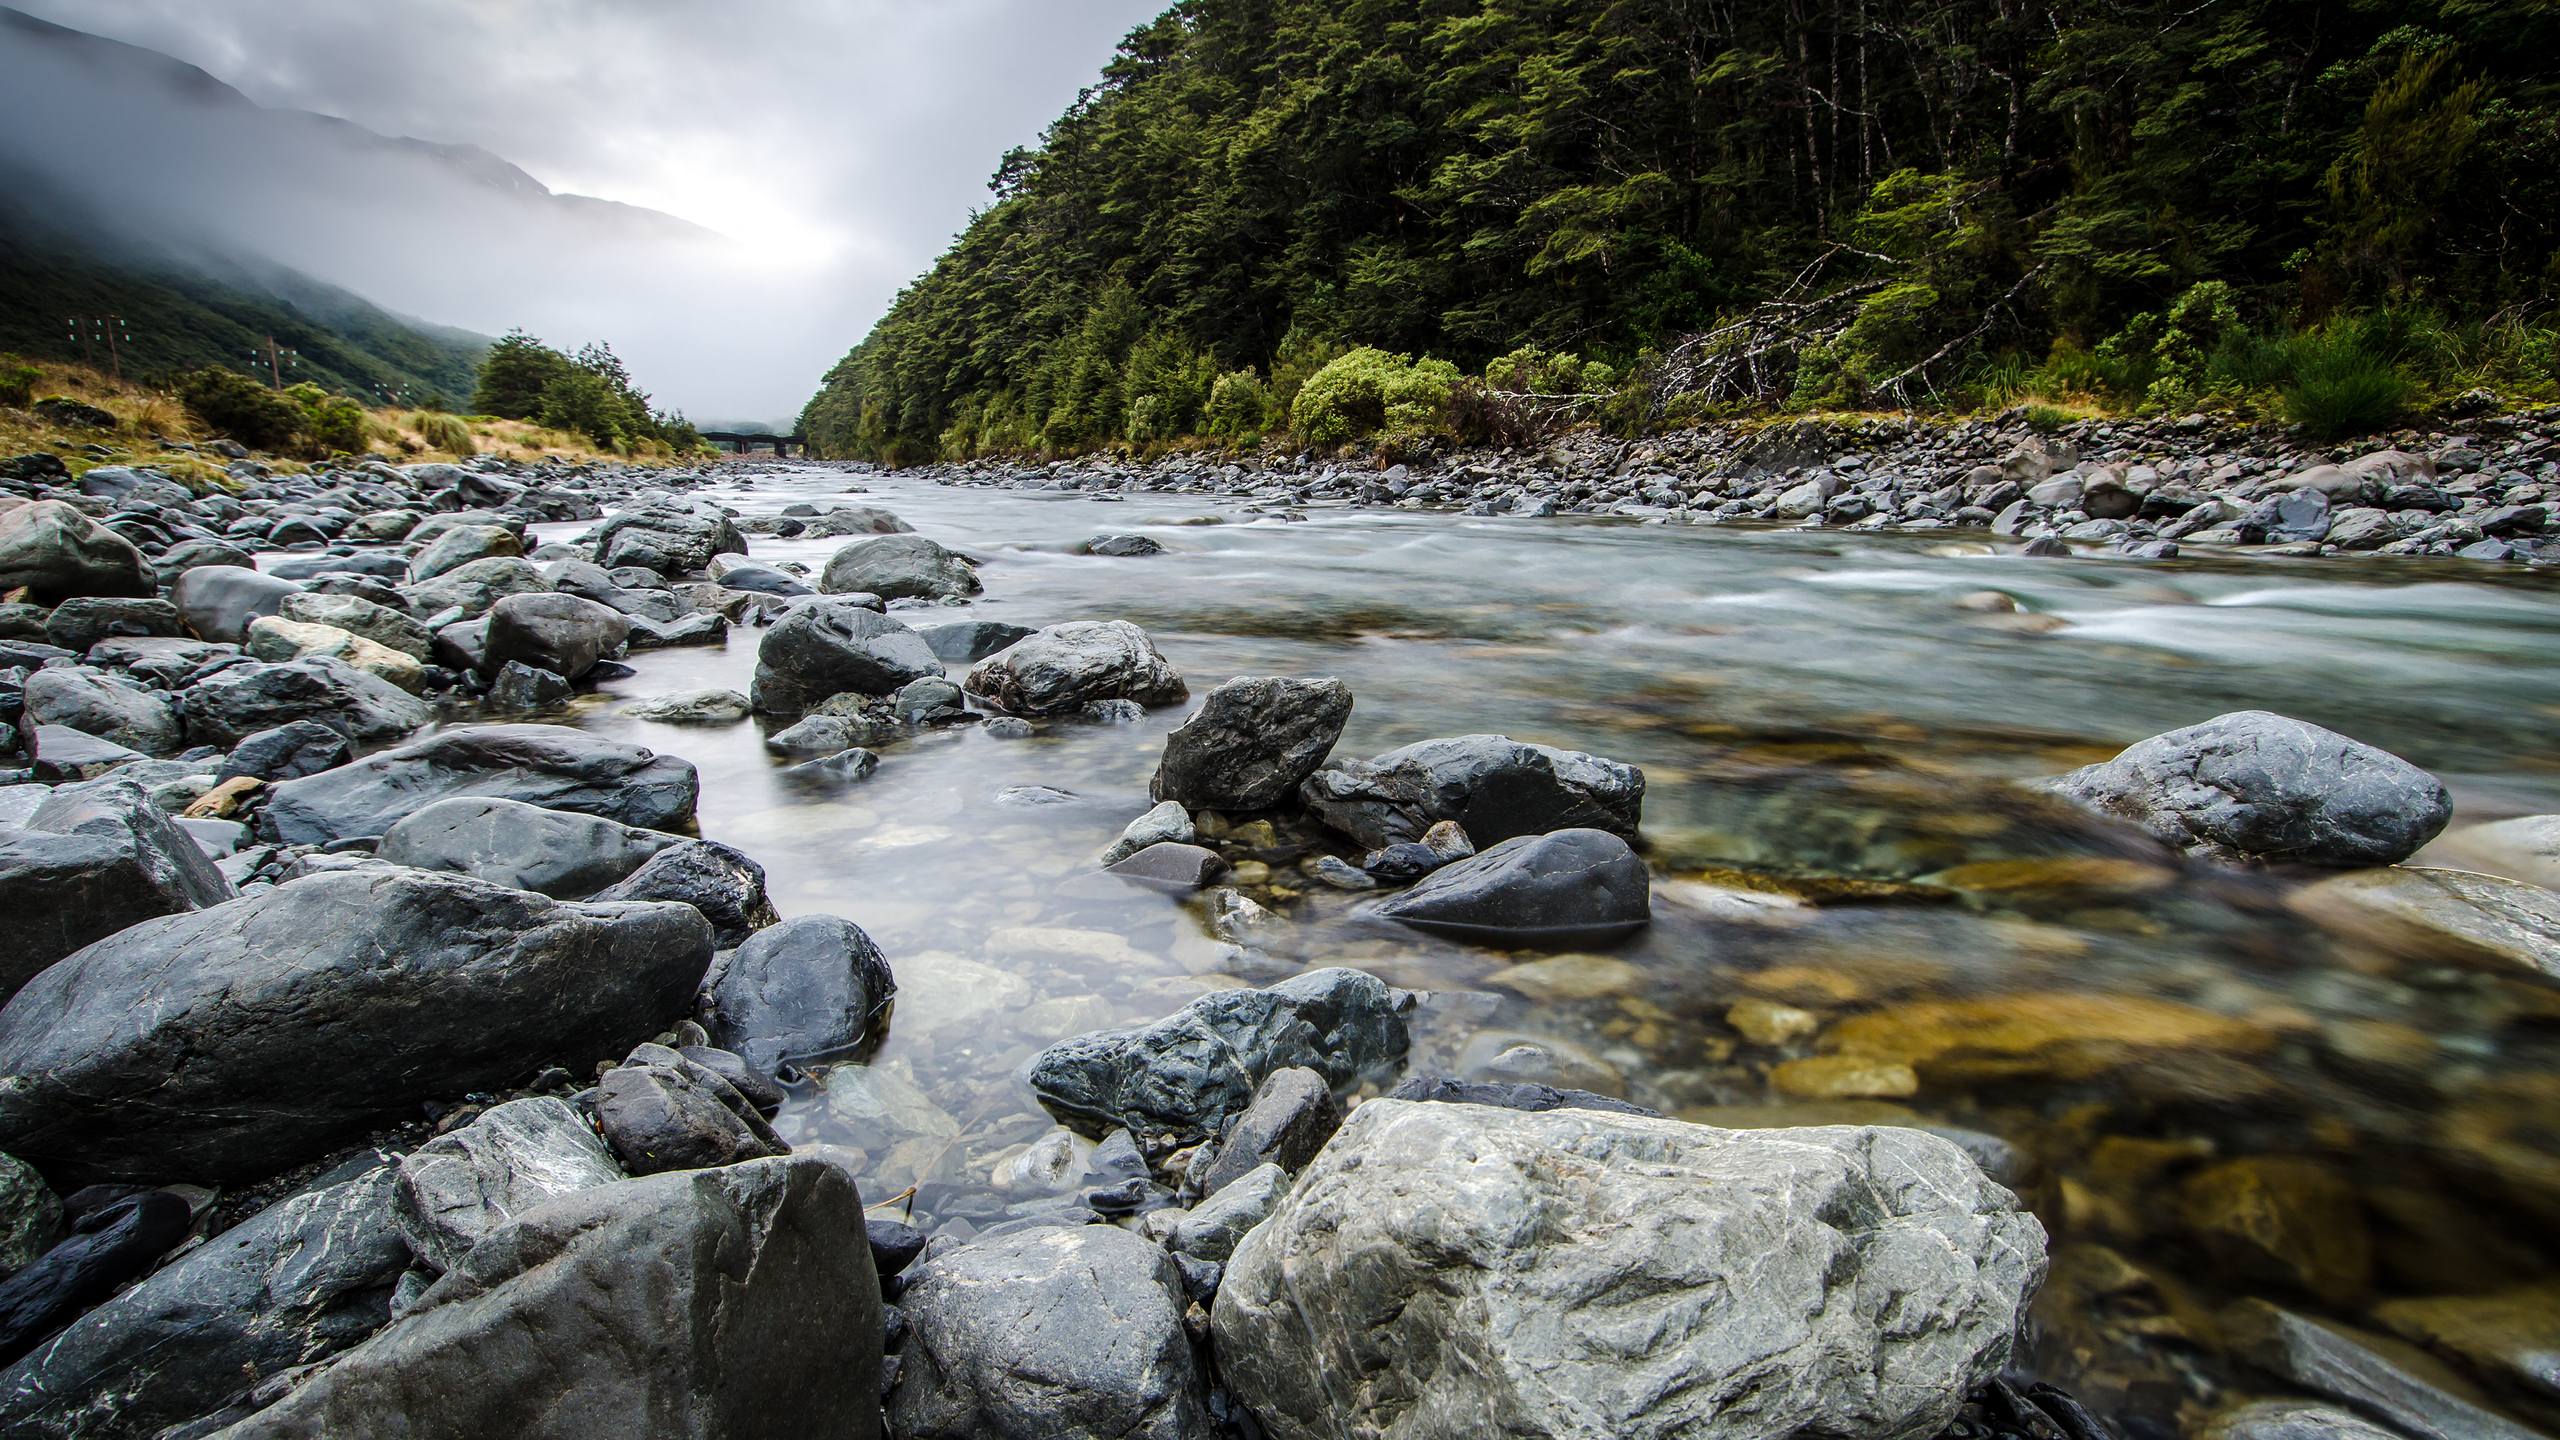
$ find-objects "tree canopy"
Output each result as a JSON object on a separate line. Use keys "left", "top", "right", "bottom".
{"left": 473, "top": 331, "right": 701, "bottom": 454}
{"left": 801, "top": 0, "right": 2560, "bottom": 461}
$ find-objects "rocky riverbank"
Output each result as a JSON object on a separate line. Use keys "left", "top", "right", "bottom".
{"left": 0, "top": 442, "right": 2550, "bottom": 1438}
{"left": 908, "top": 407, "right": 2560, "bottom": 565}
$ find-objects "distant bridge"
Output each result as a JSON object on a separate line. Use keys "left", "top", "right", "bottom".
{"left": 702, "top": 430, "right": 806, "bottom": 457}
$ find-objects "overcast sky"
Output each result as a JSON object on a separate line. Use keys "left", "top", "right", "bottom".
{"left": 10, "top": 0, "right": 1166, "bottom": 421}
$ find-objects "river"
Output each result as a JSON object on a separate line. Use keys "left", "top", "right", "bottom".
{"left": 550, "top": 466, "right": 2560, "bottom": 1434}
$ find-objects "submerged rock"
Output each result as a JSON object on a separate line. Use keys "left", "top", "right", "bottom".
{"left": 1301, "top": 734, "right": 1645, "bottom": 849}
{"left": 891, "top": 1224, "right": 1210, "bottom": 1440}
{"left": 1026, "top": 968, "right": 1409, "bottom": 1144}
{"left": 2292, "top": 866, "right": 2560, "bottom": 980}
{"left": 1149, "top": 675, "right": 1351, "bottom": 811}
{"left": 2056, "top": 710, "right": 2451, "bottom": 866}
{"left": 1214, "top": 1103, "right": 2045, "bottom": 1440}
{"left": 0, "top": 868, "right": 711, "bottom": 1185}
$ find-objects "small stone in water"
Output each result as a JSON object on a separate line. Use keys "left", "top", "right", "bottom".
{"left": 983, "top": 717, "right": 1034, "bottom": 739}
{"left": 1771, "top": 1055, "right": 1920, "bottom": 1100}
{"left": 1728, "top": 998, "right": 1822, "bottom": 1046}
{"left": 1305, "top": 855, "right": 1376, "bottom": 890}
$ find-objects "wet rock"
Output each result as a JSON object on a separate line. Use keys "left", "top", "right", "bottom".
{"left": 263, "top": 724, "right": 698, "bottom": 844}
{"left": 1165, "top": 1162, "right": 1284, "bottom": 1264}
{"left": 1086, "top": 534, "right": 1164, "bottom": 557}
{"left": 1301, "top": 733, "right": 1645, "bottom": 849}
{"left": 179, "top": 657, "right": 434, "bottom": 749}
{"left": 676, "top": 1046, "right": 786, "bottom": 1117}
{"left": 0, "top": 502, "right": 151, "bottom": 604}
{"left": 2372, "top": 1283, "right": 2560, "bottom": 1422}
{"left": 244, "top": 617, "right": 423, "bottom": 691}
{"left": 0, "top": 1155, "right": 57, "bottom": 1277}
{"left": 867, "top": 1217, "right": 926, "bottom": 1281}
{"left": 277, "top": 592, "right": 433, "bottom": 661}
{"left": 0, "top": 867, "right": 712, "bottom": 1185}
{"left": 376, "top": 795, "right": 678, "bottom": 898}
{"left": 819, "top": 533, "right": 982, "bottom": 601}
{"left": 28, "top": 726, "right": 142, "bottom": 782}
{"left": 705, "top": 554, "right": 810, "bottom": 597}
{"left": 749, "top": 598, "right": 942, "bottom": 714}
{"left": 801, "top": 504, "right": 913, "bottom": 538}
{"left": 780, "top": 748, "right": 880, "bottom": 787}
{"left": 2057, "top": 710, "right": 2451, "bottom": 866}
{"left": 2222, "top": 1299, "right": 2545, "bottom": 1440}
{"left": 2293, "top": 867, "right": 2560, "bottom": 980}
{"left": 0, "top": 777, "right": 232, "bottom": 1001}
{"left": 2179, "top": 1156, "right": 2372, "bottom": 1306}
{"left": 966, "top": 620, "right": 1186, "bottom": 718}
{"left": 205, "top": 1151, "right": 879, "bottom": 1440}
{"left": 22, "top": 666, "right": 179, "bottom": 756}
{"left": 2201, "top": 1402, "right": 2406, "bottom": 1440}
{"left": 1371, "top": 827, "right": 1650, "bottom": 947}
{"left": 44, "top": 597, "right": 179, "bottom": 652}
{"left": 1191, "top": 1067, "right": 1340, "bottom": 1199}
{"left": 407, "top": 525, "right": 521, "bottom": 581}
{"left": 2422, "top": 814, "right": 2560, "bottom": 889}
{"left": 890, "top": 1224, "right": 1210, "bottom": 1440}
{"left": 0, "top": 1191, "right": 190, "bottom": 1369}
{"left": 594, "top": 1059, "right": 788, "bottom": 1176}
{"left": 0, "top": 1158, "right": 406, "bottom": 1438}
{"left": 171, "top": 566, "right": 301, "bottom": 643}
{"left": 625, "top": 688, "right": 751, "bottom": 724}
{"left": 393, "top": 1097, "right": 623, "bottom": 1274}
{"left": 480, "top": 593, "right": 629, "bottom": 682}
{"left": 702, "top": 914, "right": 896, "bottom": 1072}
{"left": 589, "top": 839, "right": 778, "bottom": 946}
{"left": 1106, "top": 842, "right": 1228, "bottom": 891}
{"left": 592, "top": 506, "right": 745, "bottom": 576}
{"left": 1382, "top": 1074, "right": 1658, "bottom": 1117}
{"left": 918, "top": 619, "right": 1034, "bottom": 663}
{"left": 764, "top": 715, "right": 862, "bottom": 756}
{"left": 1771, "top": 1055, "right": 1921, "bottom": 1099}
{"left": 1149, "top": 676, "right": 1351, "bottom": 811}
{"left": 1818, "top": 991, "right": 2278, "bottom": 1086}
{"left": 483, "top": 660, "right": 572, "bottom": 712}
{"left": 1101, "top": 800, "right": 1194, "bottom": 866}
{"left": 1214, "top": 1102, "right": 2045, "bottom": 1440}
{"left": 1026, "top": 968, "right": 1409, "bottom": 1144}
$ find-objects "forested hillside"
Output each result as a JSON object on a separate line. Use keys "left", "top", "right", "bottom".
{"left": 804, "top": 0, "right": 2560, "bottom": 461}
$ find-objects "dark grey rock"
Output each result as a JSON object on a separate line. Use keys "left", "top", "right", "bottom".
{"left": 0, "top": 503, "right": 151, "bottom": 605}
{"left": 2222, "top": 1300, "right": 2544, "bottom": 1440}
{"left": 2058, "top": 710, "right": 2452, "bottom": 866}
{"left": 263, "top": 724, "right": 699, "bottom": 845}
{"left": 1383, "top": 1074, "right": 1659, "bottom": 1117}
{"left": 779, "top": 748, "right": 880, "bottom": 787}
{"left": 1106, "top": 842, "right": 1228, "bottom": 892}
{"left": 0, "top": 1191, "right": 190, "bottom": 1369}
{"left": 819, "top": 534, "right": 982, "bottom": 601}
{"left": 178, "top": 657, "right": 433, "bottom": 749}
{"left": 1192, "top": 1066, "right": 1341, "bottom": 1199}
{"left": 890, "top": 1224, "right": 1210, "bottom": 1440}
{"left": 483, "top": 661, "right": 572, "bottom": 713}
{"left": 1026, "top": 968, "right": 1409, "bottom": 1144}
{"left": 21, "top": 667, "right": 179, "bottom": 756}
{"left": 204, "top": 1150, "right": 880, "bottom": 1440}
{"left": 0, "top": 777, "right": 232, "bottom": 1002}
{"left": 0, "top": 1157, "right": 407, "bottom": 1438}
{"left": 966, "top": 620, "right": 1185, "bottom": 717}
{"left": 170, "top": 566, "right": 301, "bottom": 644}
{"left": 1150, "top": 676, "right": 1351, "bottom": 811}
{"left": 703, "top": 914, "right": 896, "bottom": 1072}
{"left": 1085, "top": 534, "right": 1163, "bottom": 557}
{"left": 588, "top": 839, "right": 778, "bottom": 947}
{"left": 0, "top": 1154, "right": 57, "bottom": 1278}
{"left": 749, "top": 599, "right": 941, "bottom": 715}
{"left": 919, "top": 620, "right": 1033, "bottom": 663}
{"left": 1371, "top": 827, "right": 1651, "bottom": 947}
{"left": 481, "top": 593, "right": 629, "bottom": 682}
{"left": 0, "top": 867, "right": 712, "bottom": 1185}
{"left": 1300, "top": 734, "right": 1644, "bottom": 849}
{"left": 377, "top": 795, "right": 678, "bottom": 898}
{"left": 218, "top": 721, "right": 351, "bottom": 783}
{"left": 28, "top": 726, "right": 142, "bottom": 783}
{"left": 1164, "top": 1162, "right": 1284, "bottom": 1264}
{"left": 866, "top": 1217, "right": 925, "bottom": 1280}
{"left": 393, "top": 1097, "right": 623, "bottom": 1274}
{"left": 593, "top": 1060, "right": 787, "bottom": 1176}
{"left": 43, "top": 597, "right": 179, "bottom": 653}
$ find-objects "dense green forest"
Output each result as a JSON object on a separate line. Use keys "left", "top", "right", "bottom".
{"left": 0, "top": 208, "right": 486, "bottom": 407}
{"left": 802, "top": 0, "right": 2560, "bottom": 461}
{"left": 471, "top": 330, "right": 704, "bottom": 456}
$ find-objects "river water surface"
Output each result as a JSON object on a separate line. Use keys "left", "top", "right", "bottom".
{"left": 553, "top": 467, "right": 2560, "bottom": 1434}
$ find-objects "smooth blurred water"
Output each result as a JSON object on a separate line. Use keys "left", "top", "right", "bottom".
{"left": 551, "top": 467, "right": 2560, "bottom": 1431}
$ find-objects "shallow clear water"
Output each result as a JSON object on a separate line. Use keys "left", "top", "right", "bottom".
{"left": 554, "top": 468, "right": 2560, "bottom": 1432}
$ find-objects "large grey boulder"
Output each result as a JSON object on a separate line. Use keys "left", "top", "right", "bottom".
{"left": 0, "top": 778, "right": 231, "bottom": 1002}
{"left": 2057, "top": 710, "right": 2452, "bottom": 866}
{"left": 1301, "top": 734, "right": 1645, "bottom": 850}
{"left": 263, "top": 724, "right": 700, "bottom": 844}
{"left": 1150, "top": 676, "right": 1351, "bottom": 811}
{"left": 171, "top": 566, "right": 302, "bottom": 643}
{"left": 891, "top": 1224, "right": 1210, "bottom": 1440}
{"left": 0, "top": 502, "right": 151, "bottom": 604}
{"left": 965, "top": 620, "right": 1187, "bottom": 718}
{"left": 0, "top": 868, "right": 712, "bottom": 1185}
{"left": 1215, "top": 1103, "right": 2047, "bottom": 1440}
{"left": 1371, "top": 827, "right": 1651, "bottom": 947}
{"left": 393, "top": 1097, "right": 624, "bottom": 1274}
{"left": 406, "top": 524, "right": 521, "bottom": 581}
{"left": 591, "top": 507, "right": 746, "bottom": 577}
{"left": 1026, "top": 968, "right": 1409, "bottom": 1144}
{"left": 481, "top": 592, "right": 630, "bottom": 681}
{"left": 749, "top": 599, "right": 942, "bottom": 715}
{"left": 206, "top": 1150, "right": 880, "bottom": 1440}
{"left": 703, "top": 914, "right": 896, "bottom": 1072}
{"left": 178, "top": 656, "right": 435, "bottom": 749}
{"left": 819, "top": 533, "right": 982, "bottom": 601}
{"left": 0, "top": 1155, "right": 408, "bottom": 1440}
{"left": 377, "top": 795, "right": 677, "bottom": 898}
{"left": 20, "top": 667, "right": 180, "bottom": 756}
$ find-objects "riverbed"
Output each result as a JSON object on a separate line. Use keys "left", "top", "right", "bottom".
{"left": 560, "top": 466, "right": 2560, "bottom": 1434}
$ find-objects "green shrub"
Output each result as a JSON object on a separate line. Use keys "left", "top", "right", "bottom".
{"left": 1291, "top": 347, "right": 1461, "bottom": 447}
{"left": 178, "top": 367, "right": 305, "bottom": 450}
{"left": 2280, "top": 321, "right": 2412, "bottom": 438}
{"left": 537, "top": 368, "right": 629, "bottom": 449}
{"left": 304, "top": 396, "right": 371, "bottom": 455}
{"left": 0, "top": 364, "right": 37, "bottom": 409}
{"left": 1203, "top": 369, "right": 1268, "bottom": 442}
{"left": 412, "top": 411, "right": 475, "bottom": 455}
{"left": 1483, "top": 346, "right": 1616, "bottom": 395}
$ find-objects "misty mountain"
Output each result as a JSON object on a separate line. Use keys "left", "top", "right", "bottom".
{"left": 0, "top": 5, "right": 782, "bottom": 410}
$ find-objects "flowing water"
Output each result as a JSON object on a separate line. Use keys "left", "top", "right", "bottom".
{"left": 550, "top": 468, "right": 2560, "bottom": 1434}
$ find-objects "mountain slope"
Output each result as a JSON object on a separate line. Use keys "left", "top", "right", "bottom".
{"left": 801, "top": 0, "right": 2560, "bottom": 461}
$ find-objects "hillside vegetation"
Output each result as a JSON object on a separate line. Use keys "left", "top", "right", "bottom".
{"left": 802, "top": 0, "right": 2560, "bottom": 463}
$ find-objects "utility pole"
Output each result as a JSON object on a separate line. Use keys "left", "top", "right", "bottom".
{"left": 66, "top": 316, "right": 128, "bottom": 380}
{"left": 249, "top": 337, "right": 294, "bottom": 388}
